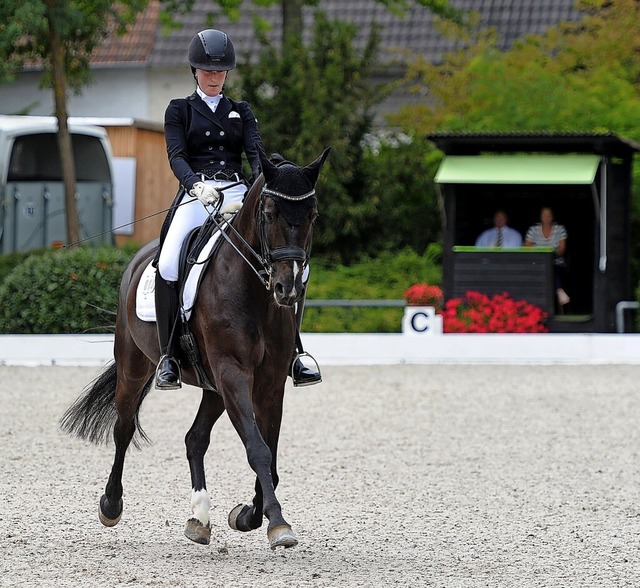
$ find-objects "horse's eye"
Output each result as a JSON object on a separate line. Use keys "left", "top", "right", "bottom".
{"left": 264, "top": 210, "right": 277, "bottom": 224}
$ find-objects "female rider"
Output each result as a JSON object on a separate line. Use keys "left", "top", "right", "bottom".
{"left": 155, "top": 28, "right": 320, "bottom": 390}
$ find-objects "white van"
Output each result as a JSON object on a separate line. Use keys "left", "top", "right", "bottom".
{"left": 0, "top": 115, "right": 114, "bottom": 253}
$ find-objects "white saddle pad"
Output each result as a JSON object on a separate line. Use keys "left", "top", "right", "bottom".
{"left": 136, "top": 229, "right": 225, "bottom": 322}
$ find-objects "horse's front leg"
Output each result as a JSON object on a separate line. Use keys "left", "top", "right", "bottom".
{"left": 223, "top": 372, "right": 296, "bottom": 549}
{"left": 183, "top": 389, "right": 226, "bottom": 545}
{"left": 228, "top": 393, "right": 284, "bottom": 536}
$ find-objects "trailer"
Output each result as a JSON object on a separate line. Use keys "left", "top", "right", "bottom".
{"left": 0, "top": 115, "right": 114, "bottom": 253}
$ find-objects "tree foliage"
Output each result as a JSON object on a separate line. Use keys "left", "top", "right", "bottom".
{"left": 0, "top": 0, "right": 148, "bottom": 88}
{"left": 0, "top": 0, "right": 463, "bottom": 261}
{"left": 238, "top": 14, "right": 381, "bottom": 262}
{"left": 391, "top": 0, "right": 640, "bottom": 137}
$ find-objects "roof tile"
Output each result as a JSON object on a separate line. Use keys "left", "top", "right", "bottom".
{"left": 92, "top": 0, "right": 586, "bottom": 68}
{"left": 92, "top": 1, "right": 161, "bottom": 65}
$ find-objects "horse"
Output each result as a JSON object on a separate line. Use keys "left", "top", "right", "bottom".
{"left": 60, "top": 146, "right": 331, "bottom": 550}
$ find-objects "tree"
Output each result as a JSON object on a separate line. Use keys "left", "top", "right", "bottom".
{"left": 0, "top": 0, "right": 147, "bottom": 246}
{"left": 239, "top": 14, "right": 383, "bottom": 262}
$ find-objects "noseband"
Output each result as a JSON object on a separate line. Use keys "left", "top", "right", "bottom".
{"left": 258, "top": 185, "right": 316, "bottom": 268}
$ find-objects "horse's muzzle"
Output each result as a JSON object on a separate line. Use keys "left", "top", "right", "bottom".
{"left": 273, "top": 276, "right": 303, "bottom": 307}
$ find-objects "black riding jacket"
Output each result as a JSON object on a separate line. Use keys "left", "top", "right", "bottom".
{"left": 164, "top": 92, "right": 262, "bottom": 193}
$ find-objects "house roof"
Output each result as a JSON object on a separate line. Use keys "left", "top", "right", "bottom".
{"left": 92, "top": 1, "right": 161, "bottom": 66}
{"left": 89, "top": 0, "right": 586, "bottom": 70}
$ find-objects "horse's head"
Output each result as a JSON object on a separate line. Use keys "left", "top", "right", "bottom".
{"left": 257, "top": 146, "right": 331, "bottom": 307}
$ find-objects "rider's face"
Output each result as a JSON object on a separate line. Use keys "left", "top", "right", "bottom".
{"left": 195, "top": 69, "right": 227, "bottom": 97}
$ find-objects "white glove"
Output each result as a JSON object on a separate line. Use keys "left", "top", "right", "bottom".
{"left": 190, "top": 182, "right": 220, "bottom": 206}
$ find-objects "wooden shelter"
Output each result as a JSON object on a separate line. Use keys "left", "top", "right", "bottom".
{"left": 427, "top": 132, "right": 640, "bottom": 333}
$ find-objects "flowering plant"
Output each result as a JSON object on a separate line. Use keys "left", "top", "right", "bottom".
{"left": 403, "top": 283, "right": 443, "bottom": 310}
{"left": 441, "top": 291, "right": 548, "bottom": 333}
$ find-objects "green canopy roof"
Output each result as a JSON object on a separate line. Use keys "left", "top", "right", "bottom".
{"left": 434, "top": 154, "right": 601, "bottom": 185}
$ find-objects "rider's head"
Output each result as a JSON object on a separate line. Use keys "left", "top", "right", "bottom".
{"left": 188, "top": 29, "right": 236, "bottom": 76}
{"left": 189, "top": 29, "right": 236, "bottom": 97}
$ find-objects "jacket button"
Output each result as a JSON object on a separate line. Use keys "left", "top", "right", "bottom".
{"left": 208, "top": 146, "right": 213, "bottom": 150}
{"left": 205, "top": 131, "right": 210, "bottom": 136}
{"left": 220, "top": 131, "right": 225, "bottom": 136}
{"left": 219, "top": 146, "right": 224, "bottom": 151}
{"left": 220, "top": 160, "right": 225, "bottom": 165}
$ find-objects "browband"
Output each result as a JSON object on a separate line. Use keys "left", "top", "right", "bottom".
{"left": 262, "top": 187, "right": 316, "bottom": 201}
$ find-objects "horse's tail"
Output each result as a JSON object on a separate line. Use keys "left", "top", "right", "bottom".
{"left": 59, "top": 361, "right": 151, "bottom": 448}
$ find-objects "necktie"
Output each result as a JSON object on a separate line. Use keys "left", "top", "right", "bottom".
{"left": 496, "top": 228, "right": 503, "bottom": 247}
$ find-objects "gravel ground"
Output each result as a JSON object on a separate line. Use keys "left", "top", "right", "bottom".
{"left": 1, "top": 364, "right": 640, "bottom": 587}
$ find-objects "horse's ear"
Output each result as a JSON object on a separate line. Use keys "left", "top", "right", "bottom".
{"left": 304, "top": 147, "right": 331, "bottom": 185}
{"left": 258, "top": 144, "right": 280, "bottom": 183}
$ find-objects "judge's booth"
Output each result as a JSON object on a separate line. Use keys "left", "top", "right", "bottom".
{"left": 428, "top": 133, "right": 640, "bottom": 333}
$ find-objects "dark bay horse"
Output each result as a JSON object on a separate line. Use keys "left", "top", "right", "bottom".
{"left": 61, "top": 146, "right": 330, "bottom": 550}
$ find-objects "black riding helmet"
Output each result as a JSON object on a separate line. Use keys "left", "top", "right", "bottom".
{"left": 188, "top": 29, "right": 236, "bottom": 73}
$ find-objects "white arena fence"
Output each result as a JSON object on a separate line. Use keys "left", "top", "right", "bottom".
{"left": 2, "top": 332, "right": 640, "bottom": 366}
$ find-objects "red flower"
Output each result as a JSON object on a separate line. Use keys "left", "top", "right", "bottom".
{"left": 403, "top": 283, "right": 443, "bottom": 310}
{"left": 440, "top": 291, "right": 548, "bottom": 333}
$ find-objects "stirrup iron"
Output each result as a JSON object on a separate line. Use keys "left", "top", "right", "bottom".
{"left": 155, "top": 354, "right": 182, "bottom": 390}
{"left": 291, "top": 351, "right": 322, "bottom": 387}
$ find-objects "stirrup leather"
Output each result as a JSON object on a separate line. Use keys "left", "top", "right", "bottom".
{"left": 291, "top": 351, "right": 322, "bottom": 387}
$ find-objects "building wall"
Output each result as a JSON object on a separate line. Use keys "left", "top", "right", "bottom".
{"left": 0, "top": 69, "right": 153, "bottom": 119}
{"left": 148, "top": 67, "right": 196, "bottom": 122}
{"left": 0, "top": 66, "right": 394, "bottom": 126}
{"left": 0, "top": 68, "right": 195, "bottom": 123}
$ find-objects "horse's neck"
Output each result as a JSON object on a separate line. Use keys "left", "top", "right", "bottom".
{"left": 231, "top": 177, "right": 262, "bottom": 248}
{"left": 229, "top": 196, "right": 260, "bottom": 254}
{"left": 211, "top": 185, "right": 264, "bottom": 291}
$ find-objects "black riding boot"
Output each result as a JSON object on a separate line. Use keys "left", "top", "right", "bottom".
{"left": 154, "top": 274, "right": 182, "bottom": 390}
{"left": 290, "top": 292, "right": 322, "bottom": 387}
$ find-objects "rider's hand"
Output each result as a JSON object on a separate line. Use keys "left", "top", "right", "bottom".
{"left": 190, "top": 182, "right": 220, "bottom": 206}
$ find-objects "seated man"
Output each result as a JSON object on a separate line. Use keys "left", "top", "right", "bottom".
{"left": 475, "top": 209, "right": 523, "bottom": 248}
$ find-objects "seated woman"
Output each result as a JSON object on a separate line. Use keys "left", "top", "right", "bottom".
{"left": 524, "top": 206, "right": 569, "bottom": 307}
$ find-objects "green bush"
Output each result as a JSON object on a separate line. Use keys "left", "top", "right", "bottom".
{"left": 0, "top": 244, "right": 439, "bottom": 334}
{"left": 0, "top": 248, "right": 50, "bottom": 286}
{"left": 304, "top": 246, "right": 442, "bottom": 332}
{"left": 0, "top": 246, "right": 135, "bottom": 334}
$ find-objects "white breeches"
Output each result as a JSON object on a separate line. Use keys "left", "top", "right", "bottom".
{"left": 157, "top": 180, "right": 247, "bottom": 282}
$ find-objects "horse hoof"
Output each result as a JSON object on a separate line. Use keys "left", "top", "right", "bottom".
{"left": 268, "top": 525, "right": 298, "bottom": 550}
{"left": 98, "top": 495, "right": 123, "bottom": 527}
{"left": 228, "top": 503, "right": 249, "bottom": 531}
{"left": 184, "top": 517, "right": 211, "bottom": 545}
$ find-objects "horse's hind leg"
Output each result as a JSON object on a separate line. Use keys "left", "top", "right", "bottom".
{"left": 100, "top": 345, "right": 154, "bottom": 526}
{"left": 184, "top": 389, "right": 226, "bottom": 545}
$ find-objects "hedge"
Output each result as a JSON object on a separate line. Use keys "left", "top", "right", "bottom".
{"left": 0, "top": 246, "right": 135, "bottom": 334}
{"left": 0, "top": 244, "right": 442, "bottom": 334}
